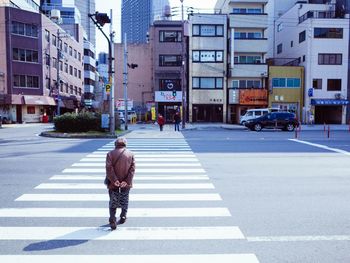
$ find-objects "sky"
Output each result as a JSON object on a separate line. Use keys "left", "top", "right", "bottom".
{"left": 95, "top": 0, "right": 218, "bottom": 54}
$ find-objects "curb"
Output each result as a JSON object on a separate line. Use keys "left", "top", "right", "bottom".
{"left": 40, "top": 130, "right": 131, "bottom": 139}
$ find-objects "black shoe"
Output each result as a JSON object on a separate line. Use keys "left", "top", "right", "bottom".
{"left": 119, "top": 216, "right": 127, "bottom": 224}
{"left": 109, "top": 219, "right": 117, "bottom": 230}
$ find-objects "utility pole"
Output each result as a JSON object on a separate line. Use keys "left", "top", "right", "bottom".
{"left": 56, "top": 29, "right": 61, "bottom": 116}
{"left": 109, "top": 9, "right": 115, "bottom": 135}
{"left": 123, "top": 33, "right": 128, "bottom": 130}
{"left": 180, "top": 0, "right": 186, "bottom": 129}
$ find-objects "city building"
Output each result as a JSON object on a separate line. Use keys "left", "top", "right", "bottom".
{"left": 188, "top": 14, "right": 228, "bottom": 122}
{"left": 215, "top": 0, "right": 269, "bottom": 123}
{"left": 275, "top": 0, "right": 349, "bottom": 124}
{"left": 0, "top": 0, "right": 40, "bottom": 12}
{"left": 121, "top": 0, "right": 170, "bottom": 43}
{"left": 0, "top": 4, "right": 84, "bottom": 123}
{"left": 150, "top": 20, "right": 185, "bottom": 123}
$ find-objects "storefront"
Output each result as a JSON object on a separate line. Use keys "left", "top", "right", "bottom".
{"left": 311, "top": 99, "right": 349, "bottom": 124}
{"left": 155, "top": 91, "right": 182, "bottom": 123}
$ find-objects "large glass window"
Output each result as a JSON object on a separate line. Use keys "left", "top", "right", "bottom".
{"left": 234, "top": 55, "right": 262, "bottom": 64}
{"left": 232, "top": 8, "right": 262, "bottom": 14}
{"left": 314, "top": 28, "right": 343, "bottom": 39}
{"left": 318, "top": 53, "right": 342, "bottom": 65}
{"left": 327, "top": 79, "right": 341, "bottom": 91}
{"left": 159, "top": 31, "right": 182, "bottom": 42}
{"left": 193, "top": 50, "right": 223, "bottom": 62}
{"left": 159, "top": 55, "right": 182, "bottom": 66}
{"left": 192, "top": 77, "right": 223, "bottom": 89}
{"left": 299, "top": 30, "right": 306, "bottom": 43}
{"left": 192, "top": 24, "right": 224, "bottom": 37}
{"left": 12, "top": 21, "right": 38, "bottom": 37}
{"left": 234, "top": 32, "right": 262, "bottom": 39}
{"left": 272, "top": 78, "right": 301, "bottom": 88}
{"left": 13, "top": 74, "right": 39, "bottom": 88}
{"left": 13, "top": 48, "right": 38, "bottom": 63}
{"left": 232, "top": 79, "right": 261, "bottom": 89}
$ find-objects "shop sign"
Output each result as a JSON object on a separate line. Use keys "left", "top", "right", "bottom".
{"left": 239, "top": 89, "right": 267, "bottom": 105}
{"left": 116, "top": 99, "right": 133, "bottom": 110}
{"left": 155, "top": 91, "right": 182, "bottom": 102}
{"left": 311, "top": 99, "right": 349, "bottom": 105}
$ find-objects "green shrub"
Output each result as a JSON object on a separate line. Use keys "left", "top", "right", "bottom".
{"left": 54, "top": 112, "right": 104, "bottom": 133}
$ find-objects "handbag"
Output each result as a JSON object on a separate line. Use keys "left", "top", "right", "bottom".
{"left": 104, "top": 149, "right": 126, "bottom": 186}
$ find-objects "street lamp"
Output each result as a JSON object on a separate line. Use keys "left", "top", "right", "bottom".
{"left": 88, "top": 11, "right": 115, "bottom": 136}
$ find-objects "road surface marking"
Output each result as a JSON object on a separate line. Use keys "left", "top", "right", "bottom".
{"left": 80, "top": 158, "right": 199, "bottom": 162}
{"left": 86, "top": 154, "right": 196, "bottom": 158}
{"left": 35, "top": 183, "right": 215, "bottom": 190}
{"left": 15, "top": 193, "right": 222, "bottom": 202}
{"left": 0, "top": 226, "right": 244, "bottom": 240}
{"left": 0, "top": 207, "right": 231, "bottom": 217}
{"left": 289, "top": 139, "right": 350, "bottom": 156}
{"left": 62, "top": 168, "right": 206, "bottom": 174}
{"left": 0, "top": 254, "right": 259, "bottom": 263}
{"left": 71, "top": 163, "right": 201, "bottom": 167}
{"left": 50, "top": 175, "right": 209, "bottom": 181}
{"left": 247, "top": 235, "right": 350, "bottom": 242}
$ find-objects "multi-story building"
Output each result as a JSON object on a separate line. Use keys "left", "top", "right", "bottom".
{"left": 275, "top": 0, "right": 349, "bottom": 124}
{"left": 188, "top": 14, "right": 228, "bottom": 122}
{"left": 150, "top": 20, "right": 185, "bottom": 122}
{"left": 215, "top": 0, "right": 269, "bottom": 124}
{"left": 0, "top": 0, "right": 40, "bottom": 12}
{"left": 0, "top": 5, "right": 84, "bottom": 123}
{"left": 121, "top": 0, "right": 170, "bottom": 43}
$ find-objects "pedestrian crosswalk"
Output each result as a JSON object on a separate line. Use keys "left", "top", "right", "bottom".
{"left": 0, "top": 132, "right": 259, "bottom": 262}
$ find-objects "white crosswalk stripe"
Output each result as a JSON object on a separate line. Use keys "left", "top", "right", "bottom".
{"left": 2, "top": 136, "right": 259, "bottom": 262}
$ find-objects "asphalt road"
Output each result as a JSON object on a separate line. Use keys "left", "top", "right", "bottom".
{"left": 0, "top": 124, "right": 349, "bottom": 262}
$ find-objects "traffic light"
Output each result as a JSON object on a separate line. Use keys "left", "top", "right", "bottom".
{"left": 172, "top": 90, "right": 177, "bottom": 96}
{"left": 95, "top": 12, "right": 111, "bottom": 26}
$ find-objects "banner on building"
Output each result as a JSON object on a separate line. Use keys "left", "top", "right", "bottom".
{"left": 155, "top": 91, "right": 182, "bottom": 102}
{"left": 116, "top": 99, "right": 133, "bottom": 110}
{"left": 239, "top": 89, "right": 268, "bottom": 105}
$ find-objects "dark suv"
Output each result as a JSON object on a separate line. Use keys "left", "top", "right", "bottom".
{"left": 245, "top": 112, "right": 299, "bottom": 132}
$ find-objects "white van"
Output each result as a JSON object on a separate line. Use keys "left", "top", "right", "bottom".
{"left": 240, "top": 108, "right": 279, "bottom": 125}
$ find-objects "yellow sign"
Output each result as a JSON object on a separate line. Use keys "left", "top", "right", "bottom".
{"left": 151, "top": 106, "right": 156, "bottom": 121}
{"left": 105, "top": 84, "right": 111, "bottom": 93}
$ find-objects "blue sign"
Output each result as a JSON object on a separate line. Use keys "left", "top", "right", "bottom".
{"left": 308, "top": 88, "right": 313, "bottom": 97}
{"left": 311, "top": 99, "right": 349, "bottom": 105}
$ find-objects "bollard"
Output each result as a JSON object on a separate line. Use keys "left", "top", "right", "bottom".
{"left": 328, "top": 125, "right": 330, "bottom": 139}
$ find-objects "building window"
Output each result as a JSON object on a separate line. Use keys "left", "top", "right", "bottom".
{"left": 64, "top": 63, "right": 68, "bottom": 73}
{"left": 192, "top": 24, "right": 224, "bottom": 37}
{"left": 84, "top": 49, "right": 95, "bottom": 59}
{"left": 69, "top": 46, "right": 73, "bottom": 56}
{"left": 13, "top": 74, "right": 39, "bottom": 88}
{"left": 234, "top": 55, "right": 262, "bottom": 64}
{"left": 313, "top": 78, "right": 322, "bottom": 89}
{"left": 277, "top": 23, "right": 283, "bottom": 32}
{"left": 303, "top": 55, "right": 306, "bottom": 62}
{"left": 74, "top": 68, "right": 77, "bottom": 77}
{"left": 64, "top": 43, "right": 68, "bottom": 53}
{"left": 272, "top": 78, "right": 300, "bottom": 88}
{"left": 232, "top": 79, "right": 261, "bottom": 89}
{"left": 159, "top": 55, "right": 182, "bottom": 66}
{"left": 78, "top": 70, "right": 81, "bottom": 79}
{"left": 45, "top": 54, "right": 50, "bottom": 66}
{"left": 78, "top": 52, "right": 81, "bottom": 61}
{"left": 159, "top": 31, "right": 182, "bottom": 42}
{"left": 160, "top": 79, "right": 181, "bottom": 91}
{"left": 59, "top": 60, "right": 63, "bottom": 71}
{"left": 13, "top": 49, "right": 39, "bottom": 63}
{"left": 74, "top": 49, "right": 77, "bottom": 59}
{"left": 192, "top": 50, "right": 223, "bottom": 62}
{"left": 234, "top": 32, "right": 262, "bottom": 39}
{"left": 318, "top": 53, "right": 342, "bottom": 65}
{"left": 327, "top": 79, "right": 341, "bottom": 91}
{"left": 291, "top": 41, "right": 293, "bottom": 47}
{"left": 12, "top": 21, "right": 38, "bottom": 37}
{"left": 277, "top": 43, "right": 282, "bottom": 54}
{"left": 299, "top": 30, "right": 306, "bottom": 43}
{"left": 192, "top": 77, "right": 223, "bottom": 89}
{"left": 45, "top": 30, "right": 50, "bottom": 42}
{"left": 52, "top": 34, "right": 57, "bottom": 46}
{"left": 27, "top": 106, "right": 35, "bottom": 114}
{"left": 52, "top": 57, "right": 57, "bottom": 68}
{"left": 69, "top": 65, "right": 73, "bottom": 75}
{"left": 314, "top": 28, "right": 343, "bottom": 39}
{"left": 232, "top": 8, "right": 262, "bottom": 14}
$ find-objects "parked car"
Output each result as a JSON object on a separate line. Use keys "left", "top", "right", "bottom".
{"left": 240, "top": 108, "right": 279, "bottom": 125}
{"left": 245, "top": 112, "right": 299, "bottom": 132}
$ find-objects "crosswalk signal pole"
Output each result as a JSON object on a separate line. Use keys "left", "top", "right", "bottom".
{"left": 180, "top": 0, "right": 186, "bottom": 129}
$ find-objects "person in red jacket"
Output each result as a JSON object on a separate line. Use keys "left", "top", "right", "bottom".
{"left": 157, "top": 114, "right": 165, "bottom": 131}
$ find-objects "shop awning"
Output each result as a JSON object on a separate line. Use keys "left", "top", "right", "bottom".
{"left": 11, "top": 95, "right": 24, "bottom": 105}
{"left": 23, "top": 95, "right": 56, "bottom": 106}
{"left": 311, "top": 99, "right": 349, "bottom": 106}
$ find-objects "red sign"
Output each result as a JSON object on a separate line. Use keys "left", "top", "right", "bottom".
{"left": 239, "top": 89, "right": 268, "bottom": 105}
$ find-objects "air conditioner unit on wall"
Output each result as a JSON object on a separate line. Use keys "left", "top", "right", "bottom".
{"left": 335, "top": 93, "right": 342, "bottom": 99}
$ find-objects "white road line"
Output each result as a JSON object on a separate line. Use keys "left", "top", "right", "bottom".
{"left": 15, "top": 193, "right": 222, "bottom": 202}
{"left": 247, "top": 235, "right": 350, "bottom": 242}
{"left": 80, "top": 158, "right": 199, "bottom": 162}
{"left": 35, "top": 183, "right": 215, "bottom": 189}
{"left": 62, "top": 168, "right": 206, "bottom": 174}
{"left": 86, "top": 154, "right": 196, "bottom": 158}
{"left": 0, "top": 207, "right": 231, "bottom": 218}
{"left": 96, "top": 148, "right": 191, "bottom": 152}
{"left": 289, "top": 139, "right": 350, "bottom": 156}
{"left": 50, "top": 175, "right": 209, "bottom": 181}
{"left": 92, "top": 151, "right": 192, "bottom": 155}
{"left": 101, "top": 146, "right": 191, "bottom": 148}
{"left": 0, "top": 254, "right": 260, "bottom": 263}
{"left": 0, "top": 226, "right": 244, "bottom": 240}
{"left": 71, "top": 163, "right": 201, "bottom": 167}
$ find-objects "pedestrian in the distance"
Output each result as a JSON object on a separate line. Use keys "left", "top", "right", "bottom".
{"left": 105, "top": 137, "right": 135, "bottom": 230}
{"left": 174, "top": 112, "right": 181, "bottom": 131}
{"left": 157, "top": 114, "right": 165, "bottom": 131}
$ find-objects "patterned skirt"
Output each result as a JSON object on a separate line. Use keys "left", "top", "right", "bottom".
{"left": 109, "top": 188, "right": 130, "bottom": 210}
